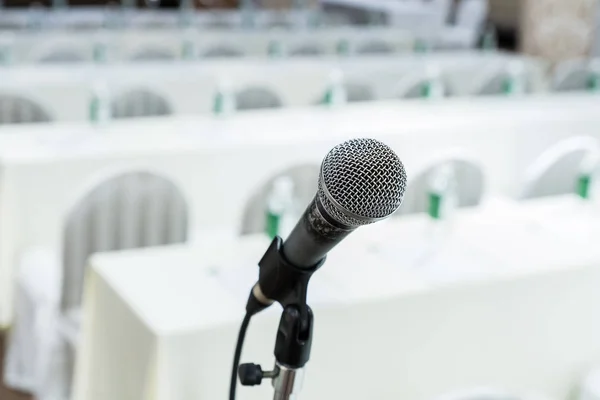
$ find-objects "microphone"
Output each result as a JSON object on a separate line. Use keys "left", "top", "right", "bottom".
{"left": 247, "top": 138, "right": 407, "bottom": 314}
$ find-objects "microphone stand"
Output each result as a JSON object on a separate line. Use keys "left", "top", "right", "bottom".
{"left": 237, "top": 237, "right": 321, "bottom": 400}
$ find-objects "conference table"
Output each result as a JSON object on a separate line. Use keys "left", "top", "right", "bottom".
{"left": 1, "top": 26, "right": 416, "bottom": 64}
{"left": 73, "top": 194, "right": 600, "bottom": 400}
{"left": 0, "top": 51, "right": 546, "bottom": 123}
{"left": 0, "top": 93, "right": 599, "bottom": 326}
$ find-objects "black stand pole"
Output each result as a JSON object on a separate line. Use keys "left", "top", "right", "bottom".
{"left": 238, "top": 237, "right": 321, "bottom": 400}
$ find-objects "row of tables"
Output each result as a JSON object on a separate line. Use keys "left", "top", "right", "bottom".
{"left": 73, "top": 194, "right": 600, "bottom": 400}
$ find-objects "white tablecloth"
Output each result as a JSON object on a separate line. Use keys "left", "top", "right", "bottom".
{"left": 0, "top": 52, "right": 547, "bottom": 122}
{"left": 72, "top": 195, "right": 600, "bottom": 400}
{"left": 0, "top": 93, "right": 600, "bottom": 326}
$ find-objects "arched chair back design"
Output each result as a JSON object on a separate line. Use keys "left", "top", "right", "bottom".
{"left": 520, "top": 136, "right": 599, "bottom": 200}
{"left": 0, "top": 94, "right": 52, "bottom": 125}
{"left": 240, "top": 164, "right": 320, "bottom": 235}
{"left": 345, "top": 81, "right": 376, "bottom": 103}
{"left": 131, "top": 48, "right": 176, "bottom": 62}
{"left": 553, "top": 60, "right": 593, "bottom": 92}
{"left": 203, "top": 46, "right": 244, "bottom": 58}
{"left": 61, "top": 171, "right": 189, "bottom": 311}
{"left": 397, "top": 77, "right": 451, "bottom": 99}
{"left": 289, "top": 44, "right": 324, "bottom": 57}
{"left": 396, "top": 156, "right": 485, "bottom": 216}
{"left": 235, "top": 86, "right": 283, "bottom": 111}
{"left": 356, "top": 40, "right": 394, "bottom": 55}
{"left": 111, "top": 88, "right": 173, "bottom": 119}
{"left": 38, "top": 50, "right": 86, "bottom": 64}
{"left": 474, "top": 71, "right": 530, "bottom": 96}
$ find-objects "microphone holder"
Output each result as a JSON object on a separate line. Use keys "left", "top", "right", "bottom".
{"left": 239, "top": 237, "right": 323, "bottom": 400}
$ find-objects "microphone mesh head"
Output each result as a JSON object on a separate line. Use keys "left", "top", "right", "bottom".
{"left": 318, "top": 138, "right": 407, "bottom": 227}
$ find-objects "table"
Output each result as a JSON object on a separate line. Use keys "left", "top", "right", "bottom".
{"left": 1, "top": 27, "right": 415, "bottom": 64}
{"left": 1, "top": 93, "right": 599, "bottom": 325}
{"left": 0, "top": 52, "right": 547, "bottom": 123}
{"left": 73, "top": 195, "right": 600, "bottom": 400}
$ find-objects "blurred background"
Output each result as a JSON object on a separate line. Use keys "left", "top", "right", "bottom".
{"left": 1, "top": 1, "right": 600, "bottom": 400}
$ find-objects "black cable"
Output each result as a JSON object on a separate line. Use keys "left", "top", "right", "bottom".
{"left": 229, "top": 312, "right": 252, "bottom": 400}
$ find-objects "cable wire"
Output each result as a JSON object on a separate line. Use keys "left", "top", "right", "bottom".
{"left": 229, "top": 313, "right": 252, "bottom": 400}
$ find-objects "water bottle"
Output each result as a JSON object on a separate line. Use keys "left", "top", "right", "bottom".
{"left": 322, "top": 68, "right": 347, "bottom": 107}
{"left": 89, "top": 82, "right": 112, "bottom": 126}
{"left": 481, "top": 25, "right": 498, "bottom": 52}
{"left": 427, "top": 163, "right": 458, "bottom": 222}
{"left": 502, "top": 60, "right": 526, "bottom": 96}
{"left": 265, "top": 176, "right": 297, "bottom": 240}
{"left": 213, "top": 79, "right": 236, "bottom": 117}
{"left": 577, "top": 152, "right": 599, "bottom": 200}
{"left": 181, "top": 27, "right": 196, "bottom": 61}
{"left": 421, "top": 65, "right": 445, "bottom": 99}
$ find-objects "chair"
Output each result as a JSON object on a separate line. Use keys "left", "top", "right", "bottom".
{"left": 202, "top": 46, "right": 244, "bottom": 58}
{"left": 4, "top": 171, "right": 189, "bottom": 399}
{"left": 552, "top": 59, "right": 594, "bottom": 92}
{"left": 395, "top": 72, "right": 451, "bottom": 99}
{"left": 356, "top": 40, "right": 394, "bottom": 55}
{"left": 473, "top": 65, "right": 531, "bottom": 96}
{"left": 289, "top": 44, "right": 325, "bottom": 57}
{"left": 396, "top": 155, "right": 485, "bottom": 216}
{"left": 130, "top": 48, "right": 176, "bottom": 62}
{"left": 235, "top": 86, "right": 283, "bottom": 111}
{"left": 519, "top": 136, "right": 600, "bottom": 200}
{"left": 0, "top": 94, "right": 52, "bottom": 125}
{"left": 240, "top": 164, "right": 320, "bottom": 235}
{"left": 345, "top": 81, "right": 376, "bottom": 103}
{"left": 110, "top": 88, "right": 173, "bottom": 119}
{"left": 38, "top": 50, "right": 86, "bottom": 64}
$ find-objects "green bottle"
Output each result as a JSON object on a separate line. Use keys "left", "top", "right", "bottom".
{"left": 588, "top": 72, "right": 600, "bottom": 92}
{"left": 482, "top": 26, "right": 498, "bottom": 52}
{"left": 427, "top": 164, "right": 457, "bottom": 221}
{"left": 89, "top": 82, "right": 111, "bottom": 125}
{"left": 181, "top": 29, "right": 196, "bottom": 61}
{"left": 322, "top": 69, "right": 347, "bottom": 106}
{"left": 213, "top": 80, "right": 235, "bottom": 117}
{"left": 577, "top": 174, "right": 592, "bottom": 200}
{"left": 421, "top": 65, "right": 445, "bottom": 99}
{"left": 336, "top": 39, "right": 351, "bottom": 57}
{"left": 502, "top": 61, "right": 526, "bottom": 95}
{"left": 414, "top": 39, "right": 429, "bottom": 54}
{"left": 268, "top": 39, "right": 284, "bottom": 58}
{"left": 265, "top": 177, "right": 295, "bottom": 239}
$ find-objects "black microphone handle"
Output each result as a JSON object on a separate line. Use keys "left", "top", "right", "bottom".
{"left": 281, "top": 195, "right": 355, "bottom": 269}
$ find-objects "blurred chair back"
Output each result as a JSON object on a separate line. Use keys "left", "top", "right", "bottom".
{"left": 38, "top": 50, "right": 86, "bottom": 64}
{"left": 61, "top": 171, "right": 188, "bottom": 311}
{"left": 235, "top": 86, "right": 284, "bottom": 110}
{"left": 240, "top": 164, "right": 319, "bottom": 235}
{"left": 0, "top": 94, "right": 52, "bottom": 124}
{"left": 356, "top": 40, "right": 394, "bottom": 55}
{"left": 289, "top": 44, "right": 325, "bottom": 57}
{"left": 552, "top": 59, "right": 593, "bottom": 92}
{"left": 131, "top": 47, "right": 177, "bottom": 62}
{"left": 111, "top": 88, "right": 173, "bottom": 119}
{"left": 520, "top": 136, "right": 599, "bottom": 200}
{"left": 203, "top": 45, "right": 244, "bottom": 58}
{"left": 396, "top": 155, "right": 485, "bottom": 216}
{"left": 345, "top": 81, "right": 376, "bottom": 103}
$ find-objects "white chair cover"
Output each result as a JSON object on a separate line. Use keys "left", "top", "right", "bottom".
{"left": 3, "top": 247, "right": 61, "bottom": 394}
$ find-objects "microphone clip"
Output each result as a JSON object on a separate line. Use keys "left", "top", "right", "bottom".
{"left": 246, "top": 236, "right": 325, "bottom": 316}
{"left": 240, "top": 236, "right": 321, "bottom": 396}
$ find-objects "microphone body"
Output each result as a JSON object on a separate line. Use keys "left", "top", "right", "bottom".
{"left": 247, "top": 138, "right": 407, "bottom": 312}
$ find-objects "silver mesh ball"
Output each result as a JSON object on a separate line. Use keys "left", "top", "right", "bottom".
{"left": 318, "top": 138, "right": 407, "bottom": 227}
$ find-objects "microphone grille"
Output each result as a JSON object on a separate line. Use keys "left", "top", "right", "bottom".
{"left": 318, "top": 138, "right": 407, "bottom": 227}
